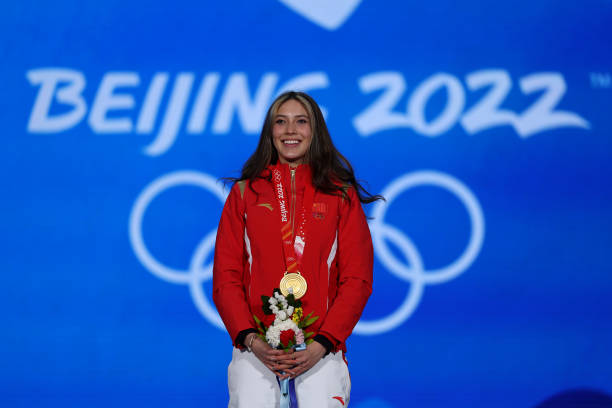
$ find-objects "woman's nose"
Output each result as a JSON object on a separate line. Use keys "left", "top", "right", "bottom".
{"left": 287, "top": 121, "right": 297, "bottom": 134}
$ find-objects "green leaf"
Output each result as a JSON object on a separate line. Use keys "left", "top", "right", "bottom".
{"left": 306, "top": 338, "right": 314, "bottom": 345}
{"left": 304, "top": 331, "right": 314, "bottom": 339}
{"left": 298, "top": 311, "right": 313, "bottom": 327}
{"left": 284, "top": 294, "right": 302, "bottom": 308}
{"left": 261, "top": 295, "right": 272, "bottom": 315}
{"left": 253, "top": 314, "right": 266, "bottom": 333}
{"left": 302, "top": 315, "right": 319, "bottom": 327}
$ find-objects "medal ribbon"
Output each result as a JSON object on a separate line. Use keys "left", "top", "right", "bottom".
{"left": 272, "top": 167, "right": 314, "bottom": 274}
{"left": 272, "top": 168, "right": 311, "bottom": 407}
{"left": 277, "top": 343, "right": 307, "bottom": 408}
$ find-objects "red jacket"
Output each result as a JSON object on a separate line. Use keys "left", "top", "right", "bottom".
{"left": 212, "top": 163, "right": 373, "bottom": 352}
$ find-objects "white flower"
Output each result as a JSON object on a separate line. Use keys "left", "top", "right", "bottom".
{"left": 266, "top": 326, "right": 281, "bottom": 348}
{"left": 265, "top": 319, "right": 299, "bottom": 349}
{"left": 277, "top": 310, "right": 287, "bottom": 321}
{"left": 287, "top": 306, "right": 294, "bottom": 316}
{"left": 269, "top": 297, "right": 278, "bottom": 306}
{"left": 270, "top": 305, "right": 279, "bottom": 314}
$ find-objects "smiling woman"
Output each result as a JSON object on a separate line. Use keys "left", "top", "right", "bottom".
{"left": 272, "top": 99, "right": 313, "bottom": 165}
{"left": 213, "top": 91, "right": 383, "bottom": 407}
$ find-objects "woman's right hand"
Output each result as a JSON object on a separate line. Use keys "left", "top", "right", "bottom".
{"left": 247, "top": 333, "right": 295, "bottom": 379}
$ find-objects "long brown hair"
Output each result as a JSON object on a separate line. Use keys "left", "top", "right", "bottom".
{"left": 231, "top": 91, "right": 383, "bottom": 204}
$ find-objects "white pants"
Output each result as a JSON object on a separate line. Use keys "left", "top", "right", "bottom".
{"left": 227, "top": 347, "right": 351, "bottom": 407}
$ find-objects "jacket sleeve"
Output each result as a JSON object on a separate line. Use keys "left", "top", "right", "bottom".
{"left": 317, "top": 187, "right": 373, "bottom": 347}
{"left": 212, "top": 182, "right": 255, "bottom": 346}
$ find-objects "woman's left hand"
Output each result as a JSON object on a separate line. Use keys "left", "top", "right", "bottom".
{"left": 286, "top": 341, "right": 326, "bottom": 378}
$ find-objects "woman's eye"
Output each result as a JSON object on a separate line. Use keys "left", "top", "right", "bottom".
{"left": 298, "top": 119, "right": 308, "bottom": 124}
{"left": 275, "top": 119, "right": 285, "bottom": 124}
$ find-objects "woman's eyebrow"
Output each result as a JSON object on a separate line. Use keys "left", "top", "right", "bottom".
{"left": 275, "top": 114, "right": 309, "bottom": 118}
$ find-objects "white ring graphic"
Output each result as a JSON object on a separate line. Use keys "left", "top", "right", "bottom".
{"left": 129, "top": 169, "right": 484, "bottom": 336}
{"left": 129, "top": 170, "right": 227, "bottom": 328}
{"left": 355, "top": 170, "right": 485, "bottom": 334}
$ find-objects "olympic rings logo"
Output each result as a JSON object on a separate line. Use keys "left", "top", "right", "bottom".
{"left": 355, "top": 171, "right": 485, "bottom": 335}
{"left": 128, "top": 170, "right": 485, "bottom": 335}
{"left": 129, "top": 171, "right": 228, "bottom": 330}
{"left": 273, "top": 169, "right": 282, "bottom": 183}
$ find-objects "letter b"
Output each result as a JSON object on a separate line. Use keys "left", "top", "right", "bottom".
{"left": 26, "top": 68, "right": 87, "bottom": 132}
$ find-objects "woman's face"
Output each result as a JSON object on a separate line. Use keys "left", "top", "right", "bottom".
{"left": 272, "top": 99, "right": 312, "bottom": 166}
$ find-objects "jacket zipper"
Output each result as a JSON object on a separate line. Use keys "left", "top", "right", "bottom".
{"left": 290, "top": 168, "right": 296, "bottom": 239}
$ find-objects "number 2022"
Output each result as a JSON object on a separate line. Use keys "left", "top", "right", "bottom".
{"left": 353, "top": 70, "right": 589, "bottom": 138}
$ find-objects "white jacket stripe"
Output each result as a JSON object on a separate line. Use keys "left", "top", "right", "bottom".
{"left": 326, "top": 231, "right": 338, "bottom": 310}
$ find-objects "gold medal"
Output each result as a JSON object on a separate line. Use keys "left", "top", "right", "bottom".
{"left": 279, "top": 272, "right": 308, "bottom": 299}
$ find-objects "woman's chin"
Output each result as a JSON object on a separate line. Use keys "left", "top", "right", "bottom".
{"left": 279, "top": 155, "right": 305, "bottom": 165}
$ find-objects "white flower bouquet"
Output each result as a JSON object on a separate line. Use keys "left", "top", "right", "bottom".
{"left": 253, "top": 288, "right": 319, "bottom": 351}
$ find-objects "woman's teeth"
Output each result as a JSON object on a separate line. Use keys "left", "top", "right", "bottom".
{"left": 283, "top": 140, "right": 299, "bottom": 145}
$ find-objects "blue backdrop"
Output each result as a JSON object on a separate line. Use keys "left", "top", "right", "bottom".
{"left": 2, "top": 1, "right": 612, "bottom": 406}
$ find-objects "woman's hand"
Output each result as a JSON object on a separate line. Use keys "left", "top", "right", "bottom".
{"left": 247, "top": 333, "right": 295, "bottom": 379}
{"left": 285, "top": 341, "right": 326, "bottom": 379}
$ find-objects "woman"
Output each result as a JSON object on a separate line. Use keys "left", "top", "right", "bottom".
{"left": 213, "top": 91, "right": 381, "bottom": 407}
